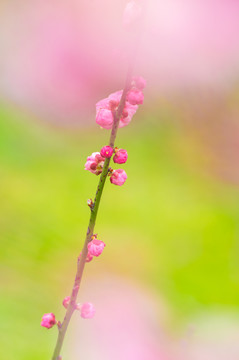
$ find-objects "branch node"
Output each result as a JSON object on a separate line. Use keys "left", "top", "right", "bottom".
{"left": 87, "top": 198, "right": 94, "bottom": 210}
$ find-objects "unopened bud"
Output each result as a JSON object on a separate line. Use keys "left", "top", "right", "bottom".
{"left": 62, "top": 296, "right": 71, "bottom": 309}
{"left": 80, "top": 302, "right": 95, "bottom": 319}
{"left": 100, "top": 146, "right": 114, "bottom": 158}
{"left": 41, "top": 313, "right": 56, "bottom": 329}
{"left": 113, "top": 149, "right": 128, "bottom": 164}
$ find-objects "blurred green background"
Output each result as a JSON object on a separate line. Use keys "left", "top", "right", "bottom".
{"left": 1, "top": 93, "right": 239, "bottom": 359}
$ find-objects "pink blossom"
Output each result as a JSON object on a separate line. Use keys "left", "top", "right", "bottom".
{"left": 132, "top": 76, "right": 146, "bottom": 90}
{"left": 41, "top": 313, "right": 56, "bottom": 329}
{"left": 123, "top": 1, "right": 142, "bottom": 29}
{"left": 84, "top": 152, "right": 105, "bottom": 175}
{"left": 110, "top": 169, "right": 127, "bottom": 186}
{"left": 100, "top": 146, "right": 113, "bottom": 158}
{"left": 108, "top": 90, "right": 123, "bottom": 104}
{"left": 113, "top": 149, "right": 128, "bottom": 164}
{"left": 96, "top": 109, "right": 114, "bottom": 129}
{"left": 119, "top": 102, "right": 138, "bottom": 128}
{"left": 62, "top": 296, "right": 71, "bottom": 309}
{"left": 127, "top": 89, "right": 144, "bottom": 105}
{"left": 96, "top": 90, "right": 138, "bottom": 129}
{"left": 80, "top": 302, "right": 95, "bottom": 319}
{"left": 88, "top": 239, "right": 106, "bottom": 257}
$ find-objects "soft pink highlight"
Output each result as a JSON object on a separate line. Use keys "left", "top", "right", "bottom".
{"left": 1, "top": 1, "right": 239, "bottom": 121}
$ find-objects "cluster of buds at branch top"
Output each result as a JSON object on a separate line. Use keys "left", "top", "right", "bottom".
{"left": 95, "top": 76, "right": 146, "bottom": 130}
{"left": 84, "top": 76, "right": 145, "bottom": 185}
{"left": 126, "top": 76, "right": 145, "bottom": 105}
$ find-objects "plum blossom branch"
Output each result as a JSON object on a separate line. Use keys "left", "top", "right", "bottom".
{"left": 48, "top": 70, "right": 145, "bottom": 360}
{"left": 40, "top": 2, "right": 146, "bottom": 360}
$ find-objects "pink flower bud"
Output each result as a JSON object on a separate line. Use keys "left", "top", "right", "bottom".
{"left": 41, "top": 313, "right": 56, "bottom": 329}
{"left": 62, "top": 296, "right": 71, "bottom": 309}
{"left": 127, "top": 89, "right": 144, "bottom": 105}
{"left": 110, "top": 169, "right": 127, "bottom": 186}
{"left": 119, "top": 103, "right": 138, "bottom": 128}
{"left": 80, "top": 302, "right": 95, "bottom": 319}
{"left": 113, "top": 149, "right": 128, "bottom": 164}
{"left": 96, "top": 91, "right": 138, "bottom": 129}
{"left": 123, "top": 1, "right": 142, "bottom": 29}
{"left": 100, "top": 146, "right": 113, "bottom": 158}
{"left": 84, "top": 152, "right": 105, "bottom": 175}
{"left": 132, "top": 76, "right": 146, "bottom": 90}
{"left": 88, "top": 239, "right": 106, "bottom": 257}
{"left": 96, "top": 108, "right": 114, "bottom": 129}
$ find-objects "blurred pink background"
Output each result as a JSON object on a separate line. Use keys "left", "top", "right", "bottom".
{"left": 1, "top": 0, "right": 239, "bottom": 122}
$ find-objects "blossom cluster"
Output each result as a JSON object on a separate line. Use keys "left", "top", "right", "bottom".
{"left": 85, "top": 76, "right": 145, "bottom": 186}
{"left": 84, "top": 147, "right": 128, "bottom": 186}
{"left": 95, "top": 76, "right": 145, "bottom": 130}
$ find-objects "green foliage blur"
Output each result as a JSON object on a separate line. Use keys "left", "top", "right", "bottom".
{"left": 0, "top": 101, "right": 239, "bottom": 359}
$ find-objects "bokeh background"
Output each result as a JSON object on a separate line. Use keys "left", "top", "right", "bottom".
{"left": 1, "top": 1, "right": 239, "bottom": 359}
